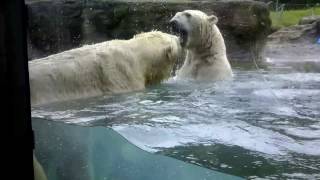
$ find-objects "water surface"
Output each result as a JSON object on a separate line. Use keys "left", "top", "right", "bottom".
{"left": 32, "top": 56, "right": 320, "bottom": 179}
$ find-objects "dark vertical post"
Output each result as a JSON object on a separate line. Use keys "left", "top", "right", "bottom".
{"left": 0, "top": 0, "right": 34, "bottom": 179}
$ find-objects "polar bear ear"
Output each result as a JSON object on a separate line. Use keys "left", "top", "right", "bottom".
{"left": 208, "top": 15, "right": 218, "bottom": 24}
{"left": 165, "top": 46, "right": 173, "bottom": 60}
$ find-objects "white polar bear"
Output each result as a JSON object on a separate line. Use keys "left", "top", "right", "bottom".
{"left": 170, "top": 10, "right": 233, "bottom": 81}
{"left": 29, "top": 31, "right": 181, "bottom": 106}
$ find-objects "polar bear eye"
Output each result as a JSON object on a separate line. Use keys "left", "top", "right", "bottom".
{"left": 185, "top": 12, "right": 191, "bottom": 18}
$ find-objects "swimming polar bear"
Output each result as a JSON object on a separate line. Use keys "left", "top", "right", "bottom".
{"left": 29, "top": 31, "right": 181, "bottom": 106}
{"left": 170, "top": 10, "right": 233, "bottom": 81}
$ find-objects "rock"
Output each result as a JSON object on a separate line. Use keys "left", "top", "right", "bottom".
{"left": 264, "top": 16, "right": 320, "bottom": 63}
{"left": 268, "top": 16, "right": 320, "bottom": 44}
{"left": 299, "top": 15, "right": 320, "bottom": 25}
{"left": 267, "top": 23, "right": 318, "bottom": 43}
{"left": 26, "top": 0, "right": 271, "bottom": 62}
{"left": 27, "top": 0, "right": 83, "bottom": 59}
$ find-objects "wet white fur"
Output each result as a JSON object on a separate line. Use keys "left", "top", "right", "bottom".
{"left": 29, "top": 31, "right": 181, "bottom": 106}
{"left": 172, "top": 10, "right": 233, "bottom": 81}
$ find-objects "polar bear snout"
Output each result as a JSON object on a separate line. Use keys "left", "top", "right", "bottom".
{"left": 169, "top": 19, "right": 188, "bottom": 47}
{"left": 169, "top": 19, "right": 179, "bottom": 32}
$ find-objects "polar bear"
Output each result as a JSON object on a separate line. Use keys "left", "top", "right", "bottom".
{"left": 169, "top": 10, "right": 232, "bottom": 81}
{"left": 34, "top": 155, "right": 47, "bottom": 180}
{"left": 29, "top": 31, "right": 181, "bottom": 106}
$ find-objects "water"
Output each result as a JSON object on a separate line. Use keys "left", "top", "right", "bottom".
{"left": 33, "top": 118, "right": 242, "bottom": 180}
{"left": 32, "top": 57, "right": 320, "bottom": 179}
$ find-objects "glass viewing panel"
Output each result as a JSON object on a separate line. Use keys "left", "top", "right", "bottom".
{"left": 28, "top": 0, "right": 320, "bottom": 179}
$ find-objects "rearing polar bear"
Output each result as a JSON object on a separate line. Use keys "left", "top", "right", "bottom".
{"left": 170, "top": 10, "right": 233, "bottom": 81}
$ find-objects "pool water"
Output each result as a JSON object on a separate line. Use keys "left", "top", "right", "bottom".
{"left": 32, "top": 56, "right": 320, "bottom": 179}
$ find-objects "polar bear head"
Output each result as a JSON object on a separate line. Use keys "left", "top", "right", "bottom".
{"left": 133, "top": 31, "right": 182, "bottom": 84}
{"left": 169, "top": 10, "right": 218, "bottom": 48}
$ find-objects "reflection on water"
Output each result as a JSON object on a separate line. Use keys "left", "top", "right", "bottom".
{"left": 32, "top": 58, "right": 320, "bottom": 179}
